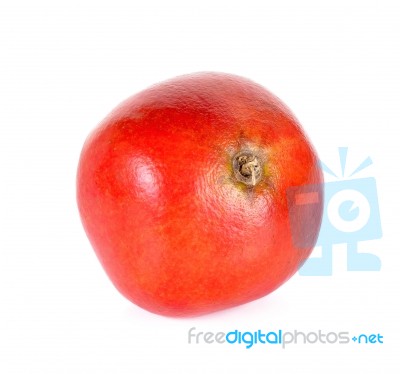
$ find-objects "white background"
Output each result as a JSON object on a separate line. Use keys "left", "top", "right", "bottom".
{"left": 1, "top": 1, "right": 399, "bottom": 373}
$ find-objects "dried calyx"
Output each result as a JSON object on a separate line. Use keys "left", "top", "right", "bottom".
{"left": 232, "top": 151, "right": 263, "bottom": 186}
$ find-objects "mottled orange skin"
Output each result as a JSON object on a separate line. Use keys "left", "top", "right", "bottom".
{"left": 77, "top": 72, "right": 323, "bottom": 317}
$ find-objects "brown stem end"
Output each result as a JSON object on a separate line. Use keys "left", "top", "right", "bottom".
{"left": 232, "top": 151, "right": 263, "bottom": 187}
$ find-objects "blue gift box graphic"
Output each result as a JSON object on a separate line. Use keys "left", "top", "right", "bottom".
{"left": 287, "top": 148, "right": 382, "bottom": 276}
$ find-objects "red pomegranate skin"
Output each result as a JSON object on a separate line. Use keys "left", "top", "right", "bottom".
{"left": 76, "top": 72, "right": 323, "bottom": 317}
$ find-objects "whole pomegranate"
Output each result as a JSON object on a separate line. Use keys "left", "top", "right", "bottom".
{"left": 77, "top": 72, "right": 323, "bottom": 317}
